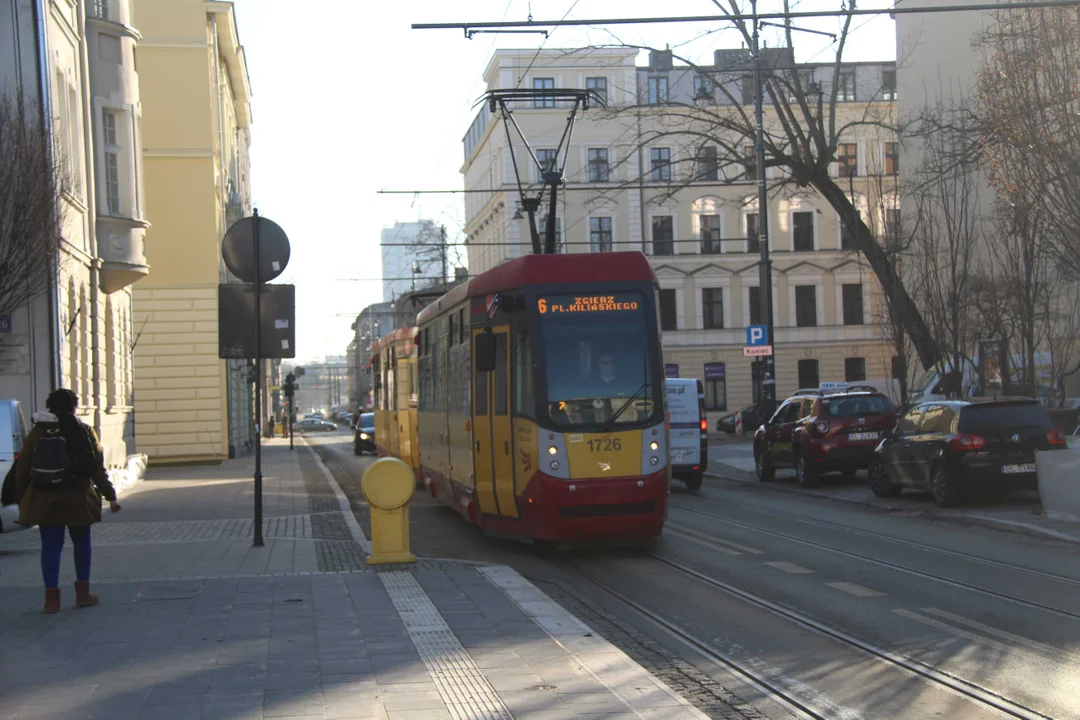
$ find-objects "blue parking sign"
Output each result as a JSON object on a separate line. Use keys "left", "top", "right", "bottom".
{"left": 746, "top": 325, "right": 768, "bottom": 346}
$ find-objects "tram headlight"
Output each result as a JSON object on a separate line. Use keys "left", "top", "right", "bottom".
{"left": 548, "top": 445, "right": 558, "bottom": 455}
{"left": 649, "top": 441, "right": 659, "bottom": 451}
{"left": 650, "top": 456, "right": 659, "bottom": 466}
{"left": 549, "top": 460, "right": 561, "bottom": 471}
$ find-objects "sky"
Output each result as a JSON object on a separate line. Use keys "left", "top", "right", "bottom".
{"left": 231, "top": 0, "right": 899, "bottom": 364}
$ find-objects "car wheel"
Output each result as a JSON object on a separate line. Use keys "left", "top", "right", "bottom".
{"left": 796, "top": 451, "right": 819, "bottom": 488}
{"left": 754, "top": 449, "right": 775, "bottom": 482}
{"left": 683, "top": 471, "right": 703, "bottom": 492}
{"left": 931, "top": 464, "right": 961, "bottom": 508}
{"left": 868, "top": 460, "right": 900, "bottom": 498}
{"left": 354, "top": 445, "right": 362, "bottom": 456}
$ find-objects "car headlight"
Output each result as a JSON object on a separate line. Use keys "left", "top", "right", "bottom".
{"left": 359, "top": 433, "right": 368, "bottom": 440}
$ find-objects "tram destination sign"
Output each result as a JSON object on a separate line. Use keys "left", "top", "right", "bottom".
{"left": 538, "top": 293, "right": 642, "bottom": 314}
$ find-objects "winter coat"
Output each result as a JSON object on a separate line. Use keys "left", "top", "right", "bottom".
{"left": 15, "top": 411, "right": 116, "bottom": 527}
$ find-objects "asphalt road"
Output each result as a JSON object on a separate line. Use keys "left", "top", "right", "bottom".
{"left": 307, "top": 431, "right": 1080, "bottom": 720}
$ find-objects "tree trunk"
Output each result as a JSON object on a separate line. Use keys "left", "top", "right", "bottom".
{"left": 812, "top": 177, "right": 940, "bottom": 371}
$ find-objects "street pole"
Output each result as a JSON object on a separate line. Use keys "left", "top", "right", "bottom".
{"left": 752, "top": 0, "right": 777, "bottom": 419}
{"left": 252, "top": 208, "right": 264, "bottom": 548}
{"left": 440, "top": 225, "right": 447, "bottom": 284}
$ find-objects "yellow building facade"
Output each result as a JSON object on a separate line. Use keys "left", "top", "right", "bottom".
{"left": 132, "top": 0, "right": 252, "bottom": 461}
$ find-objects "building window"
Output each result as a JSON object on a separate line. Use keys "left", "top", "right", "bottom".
{"left": 659, "top": 289, "right": 678, "bottom": 330}
{"left": 794, "top": 285, "right": 817, "bottom": 327}
{"left": 885, "top": 208, "right": 902, "bottom": 240}
{"left": 838, "top": 69, "right": 856, "bottom": 102}
{"left": 651, "top": 216, "right": 674, "bottom": 256}
{"left": 842, "top": 283, "right": 864, "bottom": 325}
{"left": 536, "top": 148, "right": 557, "bottom": 181}
{"left": 798, "top": 359, "right": 820, "bottom": 389}
{"left": 746, "top": 212, "right": 760, "bottom": 254}
{"left": 647, "top": 76, "right": 668, "bottom": 104}
{"left": 88, "top": 0, "right": 108, "bottom": 19}
{"left": 693, "top": 73, "right": 714, "bottom": 99}
{"left": 838, "top": 143, "right": 858, "bottom": 177}
{"left": 792, "top": 211, "right": 814, "bottom": 251}
{"left": 541, "top": 214, "right": 562, "bottom": 252}
{"left": 704, "top": 363, "right": 727, "bottom": 411}
{"left": 585, "top": 76, "right": 607, "bottom": 105}
{"left": 696, "top": 145, "right": 718, "bottom": 181}
{"left": 891, "top": 355, "right": 906, "bottom": 380}
{"left": 102, "top": 110, "right": 121, "bottom": 215}
{"left": 882, "top": 68, "right": 897, "bottom": 101}
{"left": 747, "top": 286, "right": 762, "bottom": 325}
{"left": 650, "top": 147, "right": 671, "bottom": 181}
{"left": 743, "top": 145, "right": 756, "bottom": 179}
{"left": 587, "top": 148, "right": 609, "bottom": 182}
{"left": 845, "top": 357, "right": 867, "bottom": 382}
{"left": 533, "top": 78, "right": 555, "bottom": 108}
{"left": 885, "top": 142, "right": 899, "bottom": 175}
{"left": 589, "top": 217, "right": 612, "bottom": 252}
{"left": 700, "top": 214, "right": 722, "bottom": 254}
{"left": 741, "top": 76, "right": 754, "bottom": 105}
{"left": 840, "top": 210, "right": 861, "bottom": 250}
{"left": 702, "top": 288, "right": 724, "bottom": 329}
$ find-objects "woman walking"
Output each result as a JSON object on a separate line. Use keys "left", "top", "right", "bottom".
{"left": 14, "top": 389, "right": 121, "bottom": 613}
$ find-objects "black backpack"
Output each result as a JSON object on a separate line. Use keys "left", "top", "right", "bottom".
{"left": 30, "top": 429, "right": 78, "bottom": 491}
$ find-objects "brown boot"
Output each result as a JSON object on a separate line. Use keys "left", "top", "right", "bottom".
{"left": 74, "top": 580, "right": 99, "bottom": 608}
{"left": 43, "top": 588, "right": 60, "bottom": 614}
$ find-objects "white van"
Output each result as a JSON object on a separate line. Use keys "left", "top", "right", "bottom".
{"left": 665, "top": 378, "right": 707, "bottom": 491}
{"left": 0, "top": 399, "right": 28, "bottom": 533}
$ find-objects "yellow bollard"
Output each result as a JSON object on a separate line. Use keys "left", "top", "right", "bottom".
{"left": 361, "top": 457, "right": 416, "bottom": 565}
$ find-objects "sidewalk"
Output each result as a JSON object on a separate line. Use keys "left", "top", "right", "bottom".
{"left": 0, "top": 439, "right": 711, "bottom": 720}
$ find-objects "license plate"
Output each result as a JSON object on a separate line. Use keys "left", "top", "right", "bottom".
{"left": 1002, "top": 463, "right": 1036, "bottom": 474}
{"left": 848, "top": 432, "right": 879, "bottom": 441}
{"left": 672, "top": 448, "right": 693, "bottom": 458}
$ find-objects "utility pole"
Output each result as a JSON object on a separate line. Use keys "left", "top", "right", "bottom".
{"left": 440, "top": 225, "right": 447, "bottom": 285}
{"left": 752, "top": 0, "right": 777, "bottom": 419}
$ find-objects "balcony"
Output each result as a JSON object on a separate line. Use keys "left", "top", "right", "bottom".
{"left": 96, "top": 215, "right": 150, "bottom": 293}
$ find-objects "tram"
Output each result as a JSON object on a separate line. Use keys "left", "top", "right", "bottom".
{"left": 371, "top": 327, "right": 420, "bottom": 481}
{"left": 413, "top": 251, "right": 670, "bottom": 543}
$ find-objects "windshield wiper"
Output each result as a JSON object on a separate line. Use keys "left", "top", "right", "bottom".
{"left": 601, "top": 382, "right": 650, "bottom": 431}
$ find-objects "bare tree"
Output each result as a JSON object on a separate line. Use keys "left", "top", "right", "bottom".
{"left": 976, "top": 5, "right": 1080, "bottom": 277}
{"left": 0, "top": 89, "right": 64, "bottom": 315}
{"left": 581, "top": 0, "right": 940, "bottom": 370}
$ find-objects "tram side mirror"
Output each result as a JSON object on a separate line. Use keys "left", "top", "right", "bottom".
{"left": 475, "top": 331, "right": 496, "bottom": 373}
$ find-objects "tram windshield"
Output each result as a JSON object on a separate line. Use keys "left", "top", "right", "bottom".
{"left": 537, "top": 291, "right": 655, "bottom": 428}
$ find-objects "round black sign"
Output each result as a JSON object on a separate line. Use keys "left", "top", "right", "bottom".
{"left": 222, "top": 215, "right": 291, "bottom": 283}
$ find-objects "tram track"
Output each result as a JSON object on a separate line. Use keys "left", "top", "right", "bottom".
{"left": 667, "top": 503, "right": 1080, "bottom": 623}
{"left": 683, "top": 492, "right": 1080, "bottom": 588}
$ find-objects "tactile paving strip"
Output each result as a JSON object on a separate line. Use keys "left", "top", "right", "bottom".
{"left": 379, "top": 570, "right": 514, "bottom": 720}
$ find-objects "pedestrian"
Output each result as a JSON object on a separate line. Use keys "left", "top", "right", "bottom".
{"left": 14, "top": 388, "right": 121, "bottom": 613}
{"left": 267, "top": 414, "right": 275, "bottom": 439}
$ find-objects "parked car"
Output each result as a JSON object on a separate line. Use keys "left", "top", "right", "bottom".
{"left": 868, "top": 397, "right": 1067, "bottom": 507}
{"left": 665, "top": 378, "right": 706, "bottom": 491}
{"left": 0, "top": 399, "right": 29, "bottom": 533}
{"left": 294, "top": 418, "right": 338, "bottom": 433}
{"left": 753, "top": 385, "right": 898, "bottom": 487}
{"left": 716, "top": 403, "right": 767, "bottom": 435}
{"left": 354, "top": 413, "right": 376, "bottom": 455}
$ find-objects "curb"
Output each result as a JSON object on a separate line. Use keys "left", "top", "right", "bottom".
{"left": 301, "top": 437, "right": 372, "bottom": 553}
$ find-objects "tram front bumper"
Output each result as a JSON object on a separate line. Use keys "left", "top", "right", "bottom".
{"left": 522, "top": 468, "right": 669, "bottom": 542}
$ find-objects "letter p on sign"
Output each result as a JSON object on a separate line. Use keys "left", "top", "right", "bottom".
{"left": 746, "top": 325, "right": 768, "bottom": 346}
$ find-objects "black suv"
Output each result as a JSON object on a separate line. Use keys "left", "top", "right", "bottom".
{"left": 868, "top": 398, "right": 1067, "bottom": 506}
{"left": 754, "top": 385, "right": 898, "bottom": 487}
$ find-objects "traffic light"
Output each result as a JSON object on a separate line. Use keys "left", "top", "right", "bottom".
{"left": 284, "top": 373, "right": 298, "bottom": 398}
{"left": 294, "top": 366, "right": 305, "bottom": 377}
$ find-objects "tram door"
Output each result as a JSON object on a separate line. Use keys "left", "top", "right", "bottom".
{"left": 472, "top": 327, "right": 516, "bottom": 517}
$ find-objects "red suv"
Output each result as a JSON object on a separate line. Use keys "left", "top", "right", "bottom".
{"left": 753, "top": 386, "right": 898, "bottom": 487}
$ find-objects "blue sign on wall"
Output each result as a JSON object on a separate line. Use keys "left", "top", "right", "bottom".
{"left": 746, "top": 325, "right": 768, "bottom": 346}
{"left": 0, "top": 315, "right": 12, "bottom": 333}
{"left": 664, "top": 363, "right": 679, "bottom": 378}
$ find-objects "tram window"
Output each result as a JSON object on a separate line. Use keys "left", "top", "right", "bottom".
{"left": 494, "top": 334, "right": 508, "bottom": 416}
{"left": 513, "top": 329, "right": 535, "bottom": 416}
{"left": 458, "top": 308, "right": 466, "bottom": 344}
{"left": 474, "top": 361, "right": 488, "bottom": 415}
{"left": 448, "top": 316, "right": 455, "bottom": 346}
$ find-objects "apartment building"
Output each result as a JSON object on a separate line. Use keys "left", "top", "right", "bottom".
{"left": 133, "top": 0, "right": 252, "bottom": 461}
{"left": 463, "top": 48, "right": 902, "bottom": 420}
{"left": 0, "top": 0, "right": 146, "bottom": 484}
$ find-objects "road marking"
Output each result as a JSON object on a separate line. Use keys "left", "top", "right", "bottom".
{"left": 826, "top": 582, "right": 884, "bottom": 597}
{"left": 764, "top": 561, "right": 814, "bottom": 575}
{"left": 921, "top": 607, "right": 1080, "bottom": 663}
{"left": 667, "top": 524, "right": 765, "bottom": 555}
{"left": 667, "top": 526, "right": 741, "bottom": 555}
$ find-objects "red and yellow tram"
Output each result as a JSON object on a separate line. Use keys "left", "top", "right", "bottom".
{"left": 412, "top": 251, "right": 670, "bottom": 543}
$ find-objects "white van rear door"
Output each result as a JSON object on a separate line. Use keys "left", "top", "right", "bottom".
{"left": 666, "top": 381, "right": 701, "bottom": 466}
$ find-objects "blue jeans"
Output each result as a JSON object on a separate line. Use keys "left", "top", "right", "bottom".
{"left": 39, "top": 525, "right": 91, "bottom": 588}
